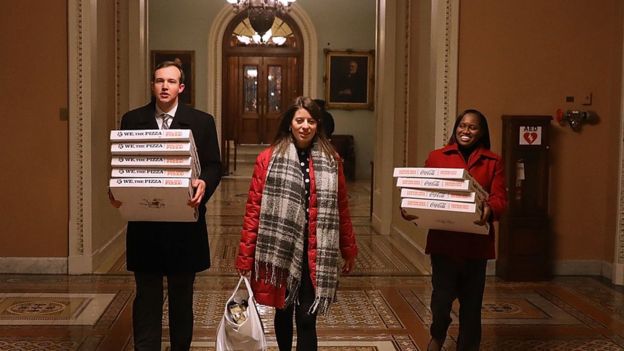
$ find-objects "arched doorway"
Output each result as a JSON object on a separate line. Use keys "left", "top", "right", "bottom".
{"left": 221, "top": 12, "right": 304, "bottom": 171}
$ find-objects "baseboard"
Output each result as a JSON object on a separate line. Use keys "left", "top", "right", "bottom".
{"left": 390, "top": 225, "right": 430, "bottom": 273}
{"left": 553, "top": 259, "right": 612, "bottom": 279}
{"left": 614, "top": 263, "right": 624, "bottom": 285}
{"left": 93, "top": 227, "right": 126, "bottom": 273}
{"left": 386, "top": 227, "right": 618, "bottom": 281}
{"left": 0, "top": 228, "right": 126, "bottom": 275}
{"left": 371, "top": 213, "right": 382, "bottom": 232}
{"left": 0, "top": 257, "right": 68, "bottom": 274}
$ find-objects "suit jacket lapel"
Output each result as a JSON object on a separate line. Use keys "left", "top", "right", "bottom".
{"left": 138, "top": 102, "right": 159, "bottom": 129}
{"left": 170, "top": 103, "right": 192, "bottom": 130}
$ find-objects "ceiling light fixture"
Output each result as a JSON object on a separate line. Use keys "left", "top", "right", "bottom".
{"left": 226, "top": 0, "right": 296, "bottom": 39}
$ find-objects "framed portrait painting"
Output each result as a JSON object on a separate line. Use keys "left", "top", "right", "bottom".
{"left": 324, "top": 49, "right": 374, "bottom": 110}
{"left": 150, "top": 50, "right": 195, "bottom": 107}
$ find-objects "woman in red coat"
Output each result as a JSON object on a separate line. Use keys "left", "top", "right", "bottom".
{"left": 236, "top": 96, "right": 358, "bottom": 351}
{"left": 402, "top": 109, "right": 507, "bottom": 351}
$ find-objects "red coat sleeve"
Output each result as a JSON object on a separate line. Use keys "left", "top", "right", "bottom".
{"left": 337, "top": 158, "right": 358, "bottom": 260}
{"left": 486, "top": 156, "right": 506, "bottom": 221}
{"left": 236, "top": 150, "right": 269, "bottom": 271}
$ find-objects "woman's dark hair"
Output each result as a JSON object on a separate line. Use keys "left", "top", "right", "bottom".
{"left": 313, "top": 98, "right": 335, "bottom": 137}
{"left": 273, "top": 96, "right": 335, "bottom": 158}
{"left": 448, "top": 109, "right": 491, "bottom": 149}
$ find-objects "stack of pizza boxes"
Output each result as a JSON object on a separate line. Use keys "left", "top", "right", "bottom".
{"left": 109, "top": 129, "right": 200, "bottom": 222}
{"left": 394, "top": 167, "right": 490, "bottom": 235}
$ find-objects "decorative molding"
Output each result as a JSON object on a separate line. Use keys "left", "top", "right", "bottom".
{"left": 207, "top": 4, "right": 318, "bottom": 147}
{"left": 432, "top": 0, "right": 458, "bottom": 147}
{"left": 402, "top": 0, "right": 410, "bottom": 166}
{"left": 68, "top": 0, "right": 86, "bottom": 260}
{"left": 115, "top": 0, "right": 121, "bottom": 126}
{"left": 288, "top": 4, "right": 318, "bottom": 97}
{"left": 616, "top": 17, "right": 624, "bottom": 286}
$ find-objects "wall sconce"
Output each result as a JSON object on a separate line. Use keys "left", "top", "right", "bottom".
{"left": 555, "top": 109, "right": 597, "bottom": 132}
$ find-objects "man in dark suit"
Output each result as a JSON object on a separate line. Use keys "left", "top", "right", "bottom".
{"left": 109, "top": 61, "right": 222, "bottom": 350}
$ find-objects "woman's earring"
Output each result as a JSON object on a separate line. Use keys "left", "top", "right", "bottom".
{"left": 288, "top": 127, "right": 292, "bottom": 132}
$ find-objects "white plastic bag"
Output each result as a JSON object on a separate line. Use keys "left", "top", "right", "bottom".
{"left": 216, "top": 276, "right": 267, "bottom": 351}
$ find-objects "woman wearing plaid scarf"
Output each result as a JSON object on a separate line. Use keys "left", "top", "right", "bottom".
{"left": 236, "top": 96, "right": 358, "bottom": 350}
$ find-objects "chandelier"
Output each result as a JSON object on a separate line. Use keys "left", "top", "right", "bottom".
{"left": 226, "top": 0, "right": 296, "bottom": 40}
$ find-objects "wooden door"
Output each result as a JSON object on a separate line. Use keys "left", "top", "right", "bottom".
{"left": 228, "top": 56, "right": 297, "bottom": 144}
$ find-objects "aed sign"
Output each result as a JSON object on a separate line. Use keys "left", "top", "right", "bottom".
{"left": 519, "top": 126, "right": 542, "bottom": 145}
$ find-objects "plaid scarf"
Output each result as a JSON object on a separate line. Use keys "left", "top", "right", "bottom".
{"left": 255, "top": 142, "right": 340, "bottom": 315}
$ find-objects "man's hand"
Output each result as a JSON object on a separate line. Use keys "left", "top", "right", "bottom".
{"left": 188, "top": 179, "right": 206, "bottom": 208}
{"left": 108, "top": 189, "right": 122, "bottom": 208}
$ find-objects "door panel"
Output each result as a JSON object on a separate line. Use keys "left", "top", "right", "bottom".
{"left": 263, "top": 57, "right": 289, "bottom": 143}
{"left": 238, "top": 57, "right": 262, "bottom": 144}
{"left": 230, "top": 56, "right": 298, "bottom": 144}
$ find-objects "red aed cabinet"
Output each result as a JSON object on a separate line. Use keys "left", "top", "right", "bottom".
{"left": 496, "top": 115, "right": 552, "bottom": 281}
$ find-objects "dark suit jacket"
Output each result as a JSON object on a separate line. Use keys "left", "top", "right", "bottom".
{"left": 120, "top": 102, "right": 222, "bottom": 273}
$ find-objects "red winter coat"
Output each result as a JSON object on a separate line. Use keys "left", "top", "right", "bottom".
{"left": 236, "top": 147, "right": 358, "bottom": 308}
{"left": 424, "top": 144, "right": 507, "bottom": 259}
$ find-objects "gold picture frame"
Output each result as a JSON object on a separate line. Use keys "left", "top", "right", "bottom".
{"left": 324, "top": 49, "right": 374, "bottom": 110}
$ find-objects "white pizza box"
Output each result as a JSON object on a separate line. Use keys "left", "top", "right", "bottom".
{"left": 394, "top": 167, "right": 487, "bottom": 196}
{"left": 111, "top": 167, "right": 196, "bottom": 179}
{"left": 109, "top": 178, "right": 197, "bottom": 222}
{"left": 111, "top": 141, "right": 196, "bottom": 156}
{"left": 110, "top": 129, "right": 194, "bottom": 142}
{"left": 401, "top": 198, "right": 489, "bottom": 235}
{"left": 110, "top": 156, "right": 200, "bottom": 176}
{"left": 396, "top": 177, "right": 487, "bottom": 196}
{"left": 393, "top": 167, "right": 470, "bottom": 179}
{"left": 400, "top": 188, "right": 483, "bottom": 203}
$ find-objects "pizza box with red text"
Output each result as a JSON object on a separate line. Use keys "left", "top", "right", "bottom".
{"left": 401, "top": 198, "right": 489, "bottom": 235}
{"left": 109, "top": 178, "right": 197, "bottom": 222}
{"left": 111, "top": 167, "right": 196, "bottom": 179}
{"left": 400, "top": 188, "right": 483, "bottom": 203}
{"left": 110, "top": 129, "right": 194, "bottom": 142}
{"left": 394, "top": 167, "right": 487, "bottom": 197}
{"left": 393, "top": 167, "right": 471, "bottom": 179}
{"left": 110, "top": 142, "right": 196, "bottom": 156}
{"left": 396, "top": 177, "right": 487, "bottom": 197}
{"left": 111, "top": 156, "right": 200, "bottom": 175}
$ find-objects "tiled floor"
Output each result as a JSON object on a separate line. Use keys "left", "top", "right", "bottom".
{"left": 1, "top": 178, "right": 624, "bottom": 350}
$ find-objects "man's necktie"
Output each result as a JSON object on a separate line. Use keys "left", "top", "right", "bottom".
{"left": 161, "top": 113, "right": 172, "bottom": 130}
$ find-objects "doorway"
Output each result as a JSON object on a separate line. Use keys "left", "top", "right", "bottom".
{"left": 222, "top": 13, "right": 303, "bottom": 174}
{"left": 227, "top": 56, "right": 298, "bottom": 144}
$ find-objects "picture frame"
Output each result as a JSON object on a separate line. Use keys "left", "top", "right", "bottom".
{"left": 150, "top": 50, "right": 195, "bottom": 107}
{"left": 324, "top": 49, "right": 375, "bottom": 110}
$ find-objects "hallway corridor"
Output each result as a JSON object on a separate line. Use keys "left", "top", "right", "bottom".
{"left": 1, "top": 179, "right": 623, "bottom": 350}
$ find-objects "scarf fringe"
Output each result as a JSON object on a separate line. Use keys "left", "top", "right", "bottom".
{"left": 308, "top": 296, "right": 333, "bottom": 315}
{"left": 284, "top": 277, "right": 301, "bottom": 308}
{"left": 255, "top": 261, "right": 290, "bottom": 288}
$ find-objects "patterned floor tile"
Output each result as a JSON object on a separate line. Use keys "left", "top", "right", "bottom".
{"left": 0, "top": 293, "right": 115, "bottom": 325}
{"left": 164, "top": 290, "right": 402, "bottom": 332}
